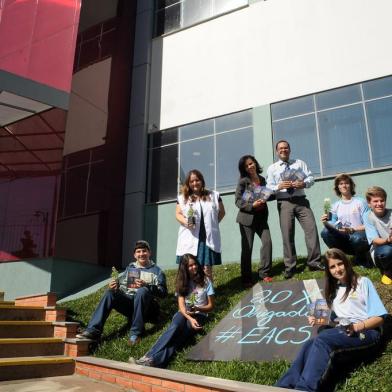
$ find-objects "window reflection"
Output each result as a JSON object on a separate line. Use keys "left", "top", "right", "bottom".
{"left": 271, "top": 75, "right": 392, "bottom": 177}
{"left": 154, "top": 0, "right": 247, "bottom": 36}
{"left": 0, "top": 176, "right": 58, "bottom": 261}
{"left": 148, "top": 109, "right": 253, "bottom": 202}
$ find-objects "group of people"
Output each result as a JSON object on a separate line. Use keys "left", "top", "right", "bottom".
{"left": 75, "top": 138, "right": 390, "bottom": 389}
{"left": 175, "top": 139, "right": 391, "bottom": 288}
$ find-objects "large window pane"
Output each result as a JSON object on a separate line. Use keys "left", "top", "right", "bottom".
{"left": 179, "top": 137, "right": 214, "bottom": 188}
{"left": 316, "top": 85, "right": 361, "bottom": 110}
{"left": 271, "top": 96, "right": 313, "bottom": 121}
{"left": 363, "top": 76, "right": 392, "bottom": 100}
{"left": 151, "top": 128, "right": 178, "bottom": 147}
{"left": 213, "top": 0, "right": 247, "bottom": 15}
{"left": 216, "top": 128, "right": 253, "bottom": 190}
{"left": 366, "top": 97, "right": 392, "bottom": 167}
{"left": 215, "top": 109, "right": 252, "bottom": 132}
{"left": 179, "top": 119, "right": 213, "bottom": 142}
{"left": 155, "top": 3, "right": 181, "bottom": 35}
{"left": 318, "top": 105, "right": 369, "bottom": 175}
{"left": 182, "top": 0, "right": 211, "bottom": 28}
{"left": 273, "top": 114, "right": 320, "bottom": 176}
{"left": 149, "top": 145, "right": 178, "bottom": 202}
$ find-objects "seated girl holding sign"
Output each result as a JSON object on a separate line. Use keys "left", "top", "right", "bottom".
{"left": 277, "top": 248, "right": 387, "bottom": 391}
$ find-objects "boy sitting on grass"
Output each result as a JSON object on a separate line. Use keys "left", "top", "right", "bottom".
{"left": 364, "top": 186, "right": 392, "bottom": 285}
{"left": 76, "top": 240, "right": 167, "bottom": 344}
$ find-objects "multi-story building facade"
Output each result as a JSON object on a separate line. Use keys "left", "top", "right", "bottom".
{"left": 1, "top": 0, "right": 392, "bottom": 297}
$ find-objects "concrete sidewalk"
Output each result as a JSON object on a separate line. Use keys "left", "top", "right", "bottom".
{"left": 0, "top": 375, "right": 135, "bottom": 392}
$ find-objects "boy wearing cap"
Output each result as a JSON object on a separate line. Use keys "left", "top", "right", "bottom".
{"left": 364, "top": 186, "right": 392, "bottom": 285}
{"left": 76, "top": 240, "right": 168, "bottom": 344}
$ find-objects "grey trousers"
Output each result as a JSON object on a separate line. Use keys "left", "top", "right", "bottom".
{"left": 239, "top": 214, "right": 272, "bottom": 282}
{"left": 277, "top": 197, "right": 321, "bottom": 272}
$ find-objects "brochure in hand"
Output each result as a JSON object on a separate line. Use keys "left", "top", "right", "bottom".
{"left": 127, "top": 268, "right": 140, "bottom": 289}
{"left": 280, "top": 167, "right": 306, "bottom": 182}
{"left": 307, "top": 299, "right": 330, "bottom": 325}
{"left": 242, "top": 185, "right": 273, "bottom": 203}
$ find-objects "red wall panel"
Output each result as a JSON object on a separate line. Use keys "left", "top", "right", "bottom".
{"left": 0, "top": 0, "right": 81, "bottom": 93}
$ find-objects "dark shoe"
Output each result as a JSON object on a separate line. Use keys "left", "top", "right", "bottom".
{"left": 242, "top": 281, "right": 253, "bottom": 289}
{"left": 307, "top": 262, "right": 325, "bottom": 271}
{"left": 135, "top": 356, "right": 154, "bottom": 367}
{"left": 76, "top": 330, "right": 100, "bottom": 340}
{"left": 284, "top": 270, "right": 295, "bottom": 279}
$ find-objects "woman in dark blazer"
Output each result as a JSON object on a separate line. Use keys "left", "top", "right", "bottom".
{"left": 235, "top": 155, "right": 273, "bottom": 287}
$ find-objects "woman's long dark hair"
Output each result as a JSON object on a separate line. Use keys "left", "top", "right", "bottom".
{"left": 324, "top": 248, "right": 358, "bottom": 306}
{"left": 176, "top": 254, "right": 206, "bottom": 296}
{"left": 181, "top": 169, "right": 210, "bottom": 203}
{"left": 238, "top": 155, "right": 262, "bottom": 178}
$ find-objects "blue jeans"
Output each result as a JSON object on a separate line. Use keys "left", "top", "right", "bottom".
{"left": 321, "top": 227, "right": 369, "bottom": 264}
{"left": 145, "top": 311, "right": 207, "bottom": 368}
{"left": 276, "top": 327, "right": 380, "bottom": 392}
{"left": 374, "top": 244, "right": 392, "bottom": 278}
{"left": 86, "top": 287, "right": 157, "bottom": 338}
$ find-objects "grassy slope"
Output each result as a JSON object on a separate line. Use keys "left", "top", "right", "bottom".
{"left": 63, "top": 259, "right": 392, "bottom": 391}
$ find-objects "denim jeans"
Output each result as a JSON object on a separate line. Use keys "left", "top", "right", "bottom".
{"left": 374, "top": 244, "right": 392, "bottom": 278}
{"left": 321, "top": 227, "right": 369, "bottom": 264}
{"left": 276, "top": 327, "right": 380, "bottom": 392}
{"left": 145, "top": 311, "right": 207, "bottom": 368}
{"left": 86, "top": 287, "right": 156, "bottom": 338}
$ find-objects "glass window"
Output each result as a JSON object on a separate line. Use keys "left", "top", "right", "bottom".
{"left": 151, "top": 128, "right": 178, "bottom": 147}
{"left": 273, "top": 114, "right": 320, "bottom": 176}
{"left": 216, "top": 128, "right": 253, "bottom": 190}
{"left": 215, "top": 110, "right": 252, "bottom": 133}
{"left": 148, "top": 109, "right": 253, "bottom": 201}
{"left": 271, "top": 96, "right": 313, "bottom": 121}
{"left": 271, "top": 75, "right": 392, "bottom": 178}
{"left": 155, "top": 3, "right": 182, "bottom": 35}
{"left": 318, "top": 105, "right": 369, "bottom": 175}
{"left": 149, "top": 145, "right": 178, "bottom": 202}
{"left": 214, "top": 0, "right": 247, "bottom": 15}
{"left": 179, "top": 136, "right": 214, "bottom": 187}
{"left": 366, "top": 97, "right": 392, "bottom": 167}
{"left": 363, "top": 76, "right": 392, "bottom": 100}
{"left": 154, "top": 0, "right": 247, "bottom": 37}
{"left": 182, "top": 0, "right": 212, "bottom": 28}
{"left": 180, "top": 119, "right": 213, "bottom": 142}
{"left": 316, "top": 85, "right": 361, "bottom": 110}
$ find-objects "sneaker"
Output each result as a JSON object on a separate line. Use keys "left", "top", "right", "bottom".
{"left": 261, "top": 276, "right": 273, "bottom": 283}
{"left": 135, "top": 356, "right": 154, "bottom": 367}
{"left": 381, "top": 275, "right": 392, "bottom": 285}
{"left": 75, "top": 330, "right": 100, "bottom": 340}
{"left": 128, "top": 335, "right": 141, "bottom": 346}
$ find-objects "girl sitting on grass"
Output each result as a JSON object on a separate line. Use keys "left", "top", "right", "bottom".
{"left": 133, "top": 253, "right": 214, "bottom": 368}
{"left": 277, "top": 248, "right": 387, "bottom": 391}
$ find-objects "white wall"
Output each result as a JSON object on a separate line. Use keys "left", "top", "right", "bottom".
{"left": 149, "top": 0, "right": 392, "bottom": 130}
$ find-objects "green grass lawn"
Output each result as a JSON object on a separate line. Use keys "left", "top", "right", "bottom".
{"left": 63, "top": 258, "right": 392, "bottom": 391}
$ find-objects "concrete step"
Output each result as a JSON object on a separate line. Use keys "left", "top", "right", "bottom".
{"left": 0, "top": 321, "right": 54, "bottom": 338}
{"left": 0, "top": 337, "right": 64, "bottom": 358}
{"left": 0, "top": 305, "right": 46, "bottom": 321}
{"left": 0, "top": 355, "right": 75, "bottom": 381}
{"left": 0, "top": 301, "right": 14, "bottom": 306}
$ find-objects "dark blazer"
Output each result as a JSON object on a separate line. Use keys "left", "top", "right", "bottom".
{"left": 235, "top": 175, "right": 268, "bottom": 227}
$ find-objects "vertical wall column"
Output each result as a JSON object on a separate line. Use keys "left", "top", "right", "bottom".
{"left": 122, "top": 0, "right": 155, "bottom": 265}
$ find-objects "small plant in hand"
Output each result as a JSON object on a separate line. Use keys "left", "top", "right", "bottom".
{"left": 187, "top": 290, "right": 198, "bottom": 311}
{"left": 187, "top": 203, "right": 196, "bottom": 227}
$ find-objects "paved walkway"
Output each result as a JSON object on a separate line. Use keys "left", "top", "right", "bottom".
{"left": 0, "top": 375, "right": 135, "bottom": 392}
